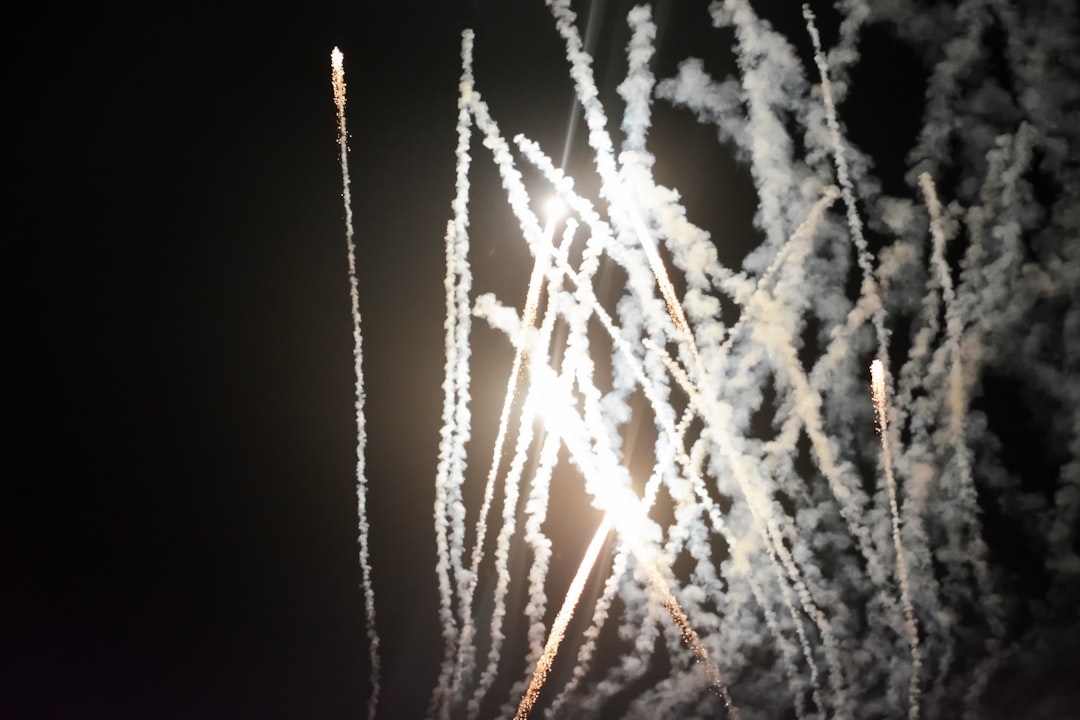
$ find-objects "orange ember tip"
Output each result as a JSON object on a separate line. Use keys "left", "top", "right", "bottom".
{"left": 870, "top": 359, "right": 885, "bottom": 390}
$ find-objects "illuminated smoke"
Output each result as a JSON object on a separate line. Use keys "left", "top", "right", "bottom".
{"left": 333, "top": 1, "right": 1080, "bottom": 717}
{"left": 330, "top": 47, "right": 381, "bottom": 720}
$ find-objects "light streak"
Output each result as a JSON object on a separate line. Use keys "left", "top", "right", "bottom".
{"left": 515, "top": 517, "right": 613, "bottom": 720}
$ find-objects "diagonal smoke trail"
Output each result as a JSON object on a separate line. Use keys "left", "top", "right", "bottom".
{"left": 331, "top": 47, "right": 381, "bottom": 720}
{"left": 546, "top": 0, "right": 699, "bottom": 365}
{"left": 803, "top": 5, "right": 889, "bottom": 364}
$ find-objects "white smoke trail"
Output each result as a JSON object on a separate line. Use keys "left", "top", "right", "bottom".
{"left": 803, "top": 5, "right": 888, "bottom": 361}
{"left": 330, "top": 47, "right": 380, "bottom": 720}
{"left": 431, "top": 217, "right": 462, "bottom": 719}
{"left": 617, "top": 5, "right": 656, "bottom": 155}
{"left": 431, "top": 29, "right": 476, "bottom": 718}
{"left": 919, "top": 171, "right": 1009, "bottom": 720}
{"left": 920, "top": 171, "right": 1003, "bottom": 629}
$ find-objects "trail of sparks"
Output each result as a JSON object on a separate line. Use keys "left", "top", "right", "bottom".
{"left": 647, "top": 564, "right": 741, "bottom": 720}
{"left": 331, "top": 47, "right": 381, "bottom": 720}
{"left": 515, "top": 517, "right": 613, "bottom": 720}
{"left": 871, "top": 358, "right": 922, "bottom": 720}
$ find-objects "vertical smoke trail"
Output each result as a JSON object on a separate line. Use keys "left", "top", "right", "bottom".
{"left": 617, "top": 5, "right": 656, "bottom": 155}
{"left": 432, "top": 29, "right": 476, "bottom": 720}
{"left": 920, "top": 171, "right": 1002, "bottom": 629}
{"left": 871, "top": 359, "right": 922, "bottom": 720}
{"left": 331, "top": 47, "right": 381, "bottom": 720}
{"left": 919, "top": 172, "right": 1005, "bottom": 719}
{"left": 432, "top": 218, "right": 461, "bottom": 720}
{"left": 448, "top": 33, "right": 477, "bottom": 619}
{"left": 445, "top": 31, "right": 558, "bottom": 708}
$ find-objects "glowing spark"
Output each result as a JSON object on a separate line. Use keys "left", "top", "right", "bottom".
{"left": 871, "top": 358, "right": 887, "bottom": 434}
{"left": 331, "top": 48, "right": 347, "bottom": 145}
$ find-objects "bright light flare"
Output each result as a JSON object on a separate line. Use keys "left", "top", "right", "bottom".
{"left": 543, "top": 195, "right": 567, "bottom": 222}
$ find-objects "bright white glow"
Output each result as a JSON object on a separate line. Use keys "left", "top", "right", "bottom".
{"left": 543, "top": 195, "right": 567, "bottom": 222}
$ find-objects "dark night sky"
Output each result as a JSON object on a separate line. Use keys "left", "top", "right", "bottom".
{"left": 8, "top": 1, "right": 1077, "bottom": 719}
